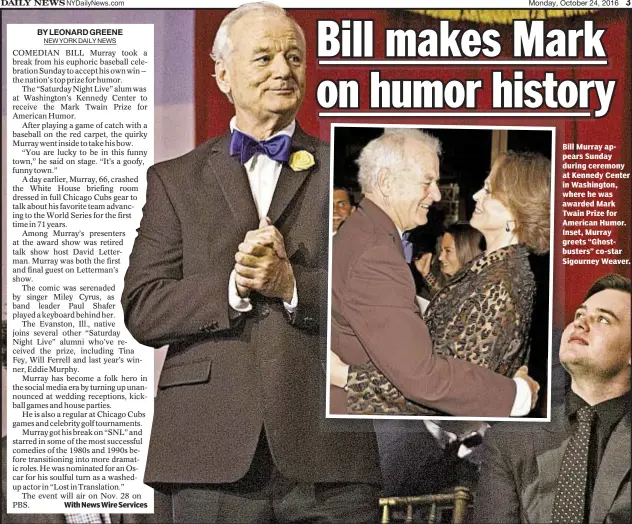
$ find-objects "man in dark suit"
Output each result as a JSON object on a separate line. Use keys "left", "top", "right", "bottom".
{"left": 122, "top": 4, "right": 380, "bottom": 523}
{"left": 474, "top": 274, "right": 630, "bottom": 524}
{"left": 329, "top": 128, "right": 539, "bottom": 416}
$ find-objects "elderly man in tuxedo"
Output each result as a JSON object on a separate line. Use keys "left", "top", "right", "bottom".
{"left": 122, "top": 3, "right": 380, "bottom": 523}
{"left": 474, "top": 273, "right": 630, "bottom": 524}
{"left": 329, "top": 128, "right": 539, "bottom": 416}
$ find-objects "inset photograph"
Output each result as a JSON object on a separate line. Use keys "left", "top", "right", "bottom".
{"left": 328, "top": 124, "right": 554, "bottom": 420}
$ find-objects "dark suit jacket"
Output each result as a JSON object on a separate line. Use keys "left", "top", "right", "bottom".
{"left": 330, "top": 198, "right": 517, "bottom": 416}
{"left": 122, "top": 127, "right": 380, "bottom": 486}
{"left": 473, "top": 404, "right": 631, "bottom": 523}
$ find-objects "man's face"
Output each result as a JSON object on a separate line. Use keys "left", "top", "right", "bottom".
{"left": 216, "top": 12, "right": 306, "bottom": 133}
{"left": 332, "top": 189, "right": 354, "bottom": 232}
{"left": 560, "top": 289, "right": 631, "bottom": 381}
{"left": 388, "top": 145, "right": 441, "bottom": 232}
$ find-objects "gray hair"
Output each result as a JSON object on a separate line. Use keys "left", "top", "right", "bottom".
{"left": 356, "top": 128, "right": 441, "bottom": 193}
{"left": 211, "top": 2, "right": 305, "bottom": 64}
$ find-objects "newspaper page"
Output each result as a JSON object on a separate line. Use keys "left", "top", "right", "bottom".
{"left": 2, "top": 2, "right": 631, "bottom": 523}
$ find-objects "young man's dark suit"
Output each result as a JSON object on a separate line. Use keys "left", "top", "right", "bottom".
{"left": 473, "top": 402, "right": 630, "bottom": 523}
{"left": 122, "top": 127, "right": 380, "bottom": 488}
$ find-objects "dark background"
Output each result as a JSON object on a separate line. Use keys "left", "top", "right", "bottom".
{"left": 332, "top": 126, "right": 552, "bottom": 221}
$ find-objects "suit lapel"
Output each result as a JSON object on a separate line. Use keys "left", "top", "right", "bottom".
{"left": 589, "top": 413, "right": 631, "bottom": 524}
{"left": 207, "top": 132, "right": 259, "bottom": 231}
{"left": 267, "top": 126, "right": 315, "bottom": 225}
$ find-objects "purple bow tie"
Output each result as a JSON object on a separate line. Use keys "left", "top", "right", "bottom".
{"left": 230, "top": 130, "right": 292, "bottom": 164}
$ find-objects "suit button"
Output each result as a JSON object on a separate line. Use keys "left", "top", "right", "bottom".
{"left": 260, "top": 305, "right": 270, "bottom": 318}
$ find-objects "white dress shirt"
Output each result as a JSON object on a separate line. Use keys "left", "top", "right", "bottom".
{"left": 227, "top": 118, "right": 298, "bottom": 314}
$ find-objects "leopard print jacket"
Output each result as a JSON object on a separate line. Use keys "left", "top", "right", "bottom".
{"left": 347, "top": 244, "right": 535, "bottom": 416}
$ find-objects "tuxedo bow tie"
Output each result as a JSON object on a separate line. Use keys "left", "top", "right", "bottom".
{"left": 230, "top": 130, "right": 292, "bottom": 164}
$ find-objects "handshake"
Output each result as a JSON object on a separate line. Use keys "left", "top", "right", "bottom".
{"left": 233, "top": 217, "right": 295, "bottom": 303}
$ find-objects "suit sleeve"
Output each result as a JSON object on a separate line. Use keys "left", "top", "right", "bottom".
{"left": 344, "top": 244, "right": 516, "bottom": 417}
{"left": 288, "top": 262, "right": 328, "bottom": 334}
{"left": 472, "top": 430, "right": 523, "bottom": 523}
{"left": 121, "top": 167, "right": 234, "bottom": 348}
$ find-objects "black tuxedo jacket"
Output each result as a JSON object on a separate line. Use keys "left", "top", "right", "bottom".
{"left": 122, "top": 127, "right": 380, "bottom": 486}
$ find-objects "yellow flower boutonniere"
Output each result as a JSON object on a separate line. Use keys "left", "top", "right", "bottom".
{"left": 289, "top": 150, "right": 315, "bottom": 172}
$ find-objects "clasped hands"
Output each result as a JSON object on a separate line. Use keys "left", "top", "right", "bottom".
{"left": 234, "top": 217, "right": 295, "bottom": 304}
